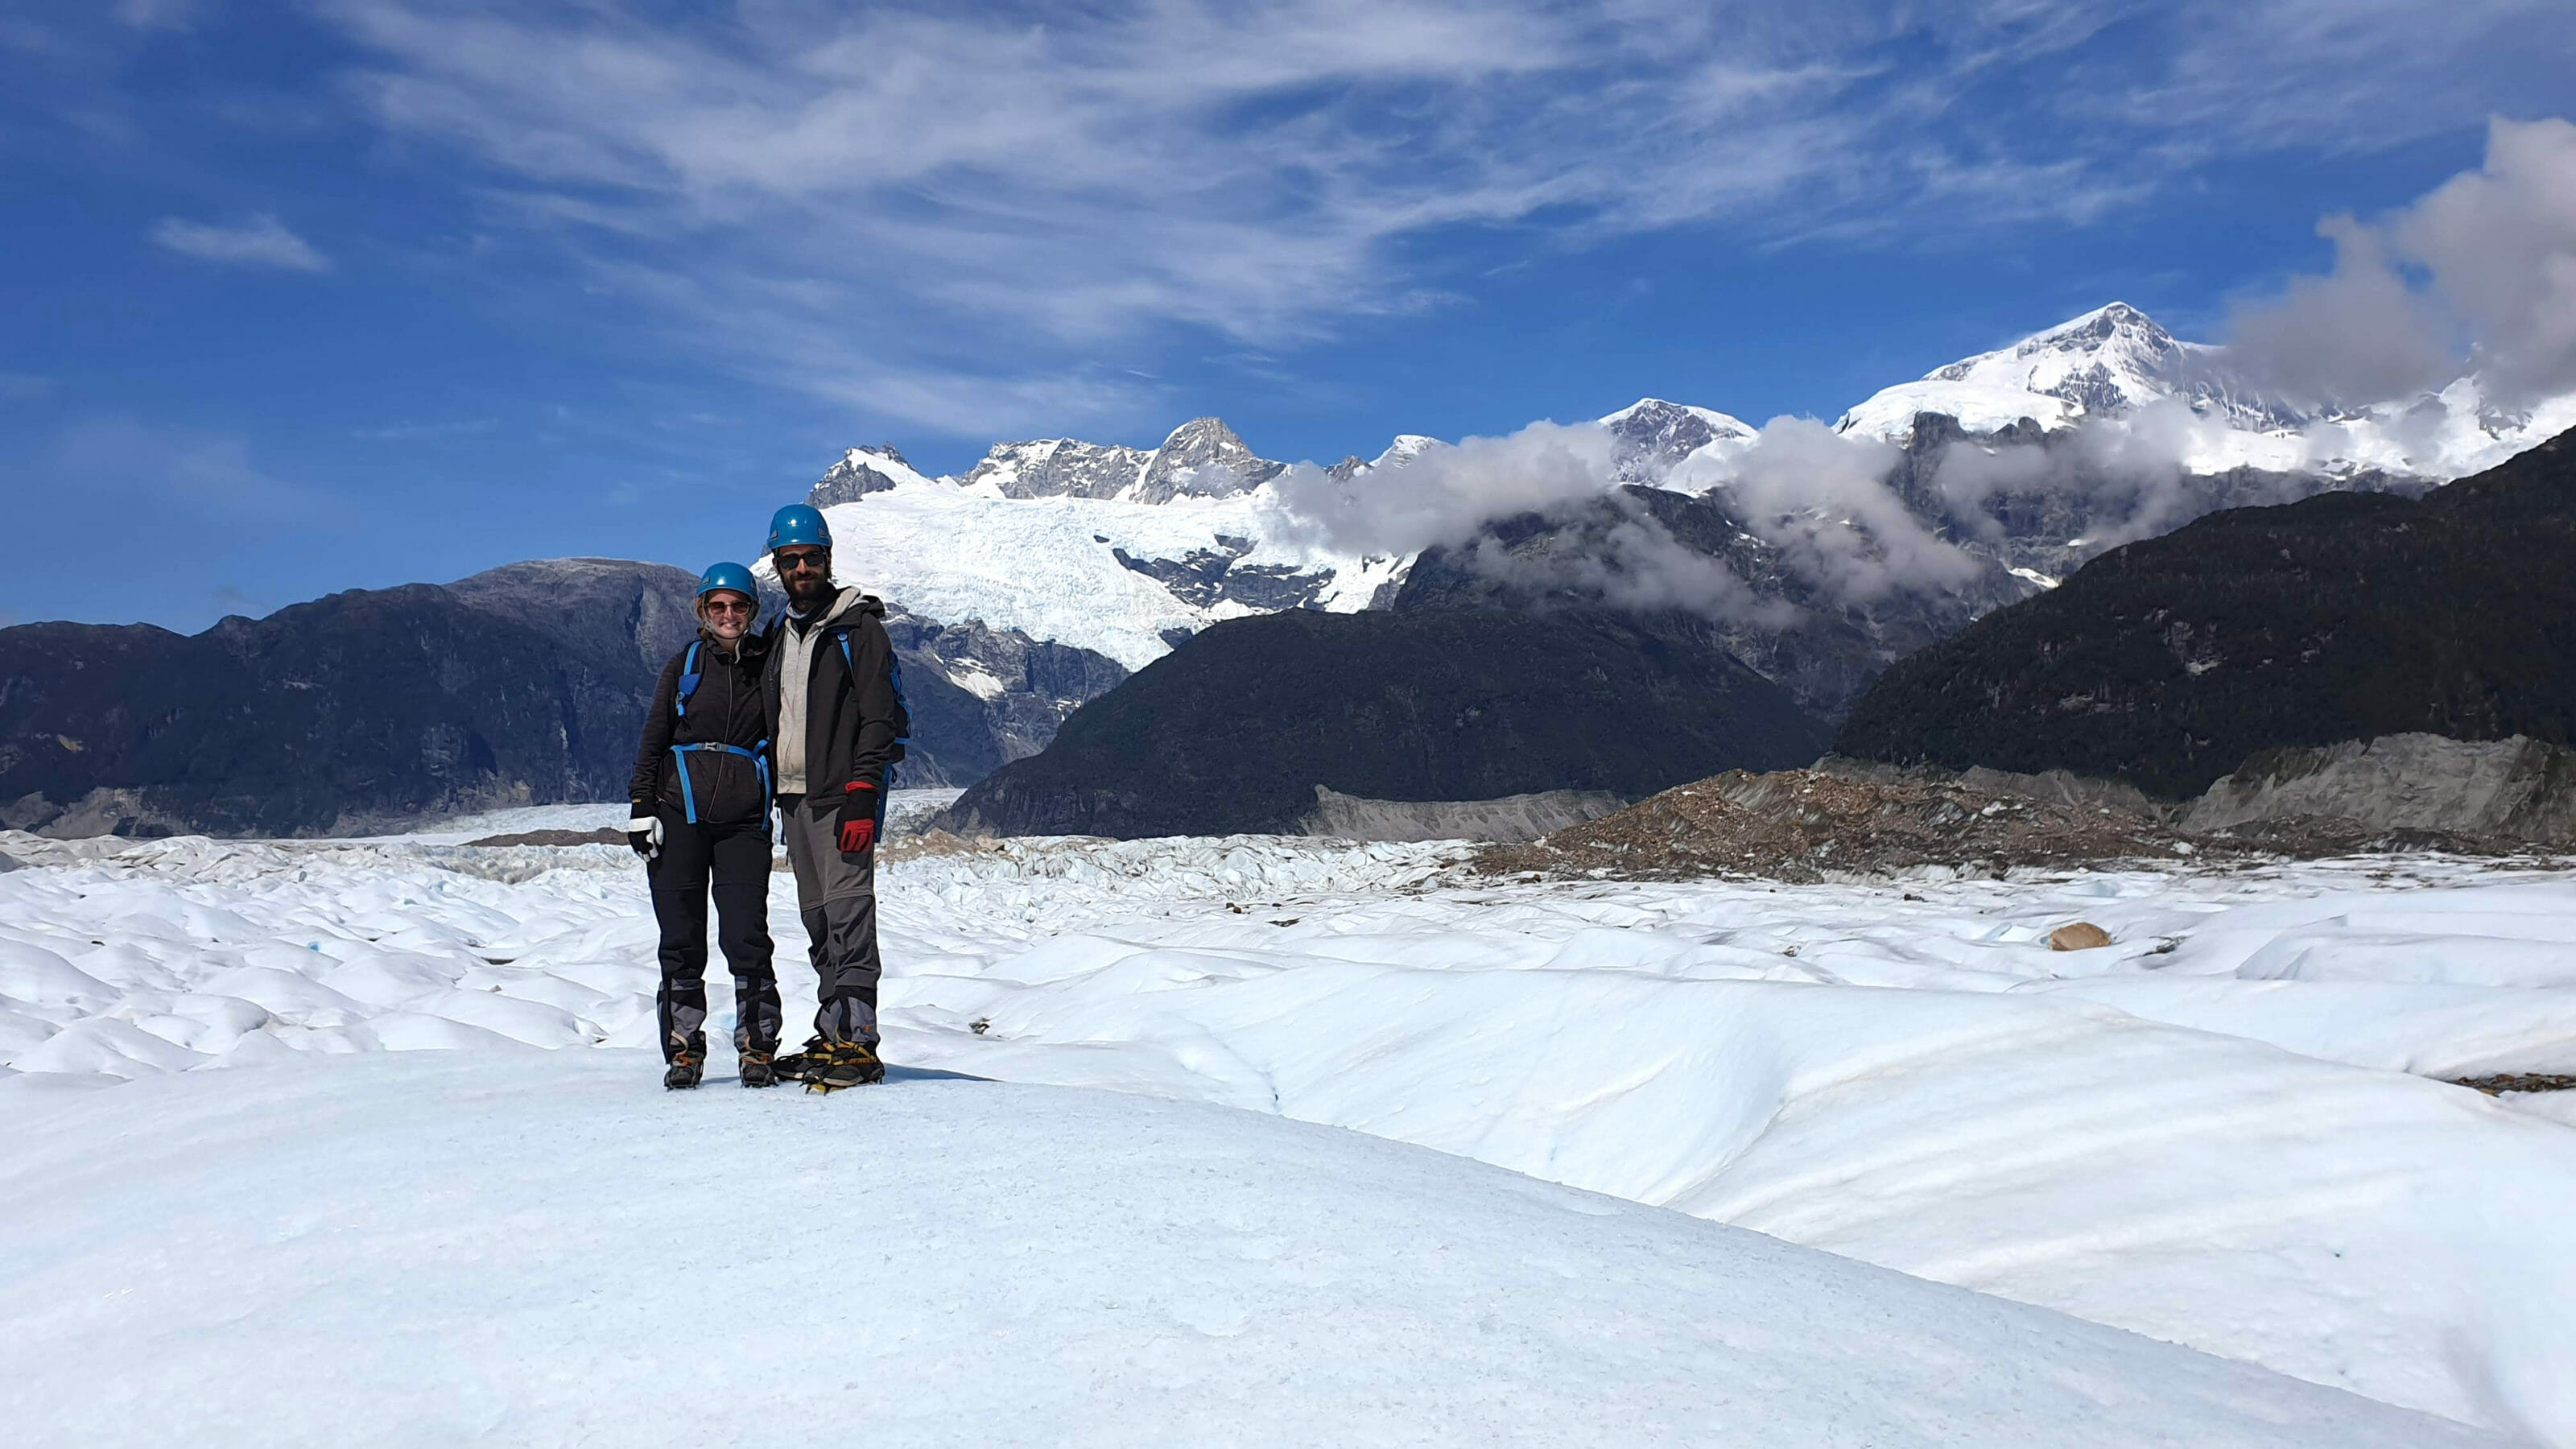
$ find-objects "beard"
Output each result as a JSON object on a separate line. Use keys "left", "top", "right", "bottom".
{"left": 785, "top": 572, "right": 836, "bottom": 610}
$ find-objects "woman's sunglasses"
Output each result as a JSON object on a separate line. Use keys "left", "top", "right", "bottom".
{"left": 702, "top": 599, "right": 755, "bottom": 616}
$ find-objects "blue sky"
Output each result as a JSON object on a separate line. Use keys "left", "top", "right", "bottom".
{"left": 3, "top": 0, "right": 2570, "bottom": 630}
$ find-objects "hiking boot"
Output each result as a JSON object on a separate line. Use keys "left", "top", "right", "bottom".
{"left": 770, "top": 1035, "right": 830, "bottom": 1084}
{"left": 664, "top": 1052, "right": 703, "bottom": 1090}
{"left": 807, "top": 1040, "right": 886, "bottom": 1092}
{"left": 738, "top": 1048, "right": 778, "bottom": 1088}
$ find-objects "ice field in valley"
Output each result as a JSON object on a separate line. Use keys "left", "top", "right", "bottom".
{"left": 4, "top": 802, "right": 2574, "bottom": 1443}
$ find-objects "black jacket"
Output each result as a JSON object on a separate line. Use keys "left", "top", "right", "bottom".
{"left": 762, "top": 590, "right": 909, "bottom": 799}
{"left": 630, "top": 631, "right": 774, "bottom": 825}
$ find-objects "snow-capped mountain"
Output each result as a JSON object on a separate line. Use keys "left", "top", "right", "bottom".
{"left": 1835, "top": 303, "right": 2300, "bottom": 441}
{"left": 791, "top": 302, "right": 2574, "bottom": 708}
{"left": 808, "top": 443, "right": 941, "bottom": 506}
{"left": 799, "top": 440, "right": 1402, "bottom": 670}
{"left": 959, "top": 438, "right": 1152, "bottom": 501}
{"left": 948, "top": 416, "right": 1284, "bottom": 504}
{"left": 1602, "top": 397, "right": 1754, "bottom": 481}
{"left": 1835, "top": 302, "right": 2576, "bottom": 479}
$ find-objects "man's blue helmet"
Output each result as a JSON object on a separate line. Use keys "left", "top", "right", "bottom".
{"left": 766, "top": 504, "right": 831, "bottom": 555}
{"left": 696, "top": 561, "right": 758, "bottom": 600}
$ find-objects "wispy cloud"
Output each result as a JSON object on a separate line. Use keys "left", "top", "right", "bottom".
{"left": 351, "top": 416, "right": 500, "bottom": 441}
{"left": 52, "top": 415, "right": 347, "bottom": 521}
{"left": 304, "top": 0, "right": 2174, "bottom": 433}
{"left": 113, "top": 0, "right": 201, "bottom": 33}
{"left": 238, "top": 2, "right": 2571, "bottom": 434}
{"left": 2107, "top": 0, "right": 2576, "bottom": 156}
{"left": 148, "top": 213, "right": 332, "bottom": 271}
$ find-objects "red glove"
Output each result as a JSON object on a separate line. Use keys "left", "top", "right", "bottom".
{"left": 836, "top": 781, "right": 878, "bottom": 855}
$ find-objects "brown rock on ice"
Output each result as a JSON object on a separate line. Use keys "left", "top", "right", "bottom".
{"left": 2050, "top": 923, "right": 2112, "bottom": 951}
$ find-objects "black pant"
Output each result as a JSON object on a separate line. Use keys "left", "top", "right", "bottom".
{"left": 648, "top": 809, "right": 780, "bottom": 1060}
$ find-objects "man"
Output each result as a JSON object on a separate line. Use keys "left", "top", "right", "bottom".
{"left": 760, "top": 503, "right": 910, "bottom": 1092}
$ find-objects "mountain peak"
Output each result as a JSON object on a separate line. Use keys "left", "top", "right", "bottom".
{"left": 1835, "top": 300, "right": 2316, "bottom": 444}
{"left": 1132, "top": 416, "right": 1284, "bottom": 504}
{"left": 960, "top": 438, "right": 1151, "bottom": 500}
{"left": 1599, "top": 398, "right": 1754, "bottom": 482}
{"left": 809, "top": 444, "right": 937, "bottom": 507}
{"left": 2029, "top": 302, "right": 2164, "bottom": 346}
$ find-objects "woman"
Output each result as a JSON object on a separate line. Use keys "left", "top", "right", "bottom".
{"left": 628, "top": 563, "right": 782, "bottom": 1089}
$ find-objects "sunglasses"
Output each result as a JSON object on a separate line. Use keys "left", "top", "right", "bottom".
{"left": 774, "top": 547, "right": 829, "bottom": 572}
{"left": 702, "top": 599, "right": 755, "bottom": 616}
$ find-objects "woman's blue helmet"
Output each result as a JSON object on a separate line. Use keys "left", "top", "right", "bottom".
{"left": 766, "top": 504, "right": 831, "bottom": 555}
{"left": 696, "top": 561, "right": 758, "bottom": 600}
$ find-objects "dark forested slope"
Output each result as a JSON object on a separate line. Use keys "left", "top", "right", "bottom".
{"left": 1833, "top": 427, "right": 2576, "bottom": 797}
{"left": 934, "top": 608, "right": 1830, "bottom": 839}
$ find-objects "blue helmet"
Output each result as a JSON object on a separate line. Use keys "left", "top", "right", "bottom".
{"left": 766, "top": 504, "right": 831, "bottom": 555}
{"left": 696, "top": 561, "right": 758, "bottom": 601}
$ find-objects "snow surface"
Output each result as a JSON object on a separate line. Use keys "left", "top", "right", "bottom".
{"left": 1602, "top": 396, "right": 1757, "bottom": 438}
{"left": 6, "top": 818, "right": 2574, "bottom": 1441}
{"left": 2, "top": 1053, "right": 2500, "bottom": 1447}
{"left": 801, "top": 475, "right": 1401, "bottom": 670}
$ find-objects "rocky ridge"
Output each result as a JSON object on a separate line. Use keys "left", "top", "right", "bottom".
{"left": 1488, "top": 743, "right": 2573, "bottom": 885}
{"left": 0, "top": 560, "right": 1128, "bottom": 836}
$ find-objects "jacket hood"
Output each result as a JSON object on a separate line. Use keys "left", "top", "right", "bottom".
{"left": 695, "top": 622, "right": 768, "bottom": 660}
{"left": 793, "top": 586, "right": 882, "bottom": 630}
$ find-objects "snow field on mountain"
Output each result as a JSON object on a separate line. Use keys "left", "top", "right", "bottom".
{"left": 1829, "top": 303, "right": 2576, "bottom": 479}
{"left": 5, "top": 1055, "right": 2500, "bottom": 1448}
{"left": 3, "top": 815, "right": 2574, "bottom": 1440}
{"left": 811, "top": 477, "right": 1398, "bottom": 671}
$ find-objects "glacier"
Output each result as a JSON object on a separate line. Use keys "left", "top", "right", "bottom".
{"left": 5, "top": 811, "right": 2574, "bottom": 1442}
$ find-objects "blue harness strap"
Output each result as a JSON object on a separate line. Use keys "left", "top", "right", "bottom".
{"left": 668, "top": 640, "right": 774, "bottom": 825}
{"left": 836, "top": 629, "right": 912, "bottom": 749}
{"left": 674, "top": 640, "right": 703, "bottom": 719}
{"left": 668, "top": 741, "right": 768, "bottom": 826}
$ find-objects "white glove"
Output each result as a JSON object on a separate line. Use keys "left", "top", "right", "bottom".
{"left": 627, "top": 815, "right": 663, "bottom": 861}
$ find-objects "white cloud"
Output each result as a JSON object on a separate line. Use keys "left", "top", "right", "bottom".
{"left": 275, "top": 2, "right": 2576, "bottom": 436}
{"left": 2227, "top": 116, "right": 2576, "bottom": 407}
{"left": 299, "top": 0, "right": 2182, "bottom": 434}
{"left": 2112, "top": 0, "right": 2576, "bottom": 156}
{"left": 148, "top": 213, "right": 332, "bottom": 271}
{"left": 52, "top": 415, "right": 344, "bottom": 520}
{"left": 114, "top": 0, "right": 201, "bottom": 31}
{"left": 1682, "top": 416, "right": 1983, "bottom": 604}
{"left": 1269, "top": 422, "right": 1619, "bottom": 558}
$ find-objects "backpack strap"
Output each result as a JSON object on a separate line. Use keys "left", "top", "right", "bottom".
{"left": 836, "top": 628, "right": 912, "bottom": 749}
{"left": 675, "top": 640, "right": 704, "bottom": 719}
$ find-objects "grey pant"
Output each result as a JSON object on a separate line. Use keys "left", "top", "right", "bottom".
{"left": 779, "top": 794, "right": 883, "bottom": 1046}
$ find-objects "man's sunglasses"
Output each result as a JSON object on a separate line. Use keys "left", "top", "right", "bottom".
{"left": 775, "top": 548, "right": 830, "bottom": 571}
{"left": 702, "top": 598, "right": 755, "bottom": 616}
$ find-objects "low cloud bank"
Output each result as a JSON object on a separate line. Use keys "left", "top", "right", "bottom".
{"left": 1267, "top": 422, "right": 1616, "bottom": 559}
{"left": 1269, "top": 422, "right": 1773, "bottom": 619}
{"left": 1269, "top": 415, "right": 1986, "bottom": 622}
{"left": 1678, "top": 419, "right": 1981, "bottom": 605}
